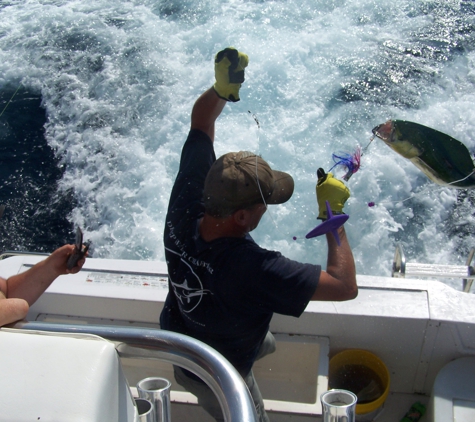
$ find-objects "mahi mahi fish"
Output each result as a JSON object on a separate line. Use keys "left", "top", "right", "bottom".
{"left": 372, "top": 120, "right": 475, "bottom": 189}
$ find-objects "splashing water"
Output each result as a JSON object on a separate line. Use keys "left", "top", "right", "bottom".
{"left": 0, "top": 0, "right": 474, "bottom": 289}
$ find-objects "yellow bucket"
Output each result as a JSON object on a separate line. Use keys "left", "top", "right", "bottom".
{"left": 329, "top": 349, "right": 390, "bottom": 415}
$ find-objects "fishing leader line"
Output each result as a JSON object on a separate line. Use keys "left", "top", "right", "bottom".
{"left": 247, "top": 110, "right": 315, "bottom": 242}
{"left": 0, "top": 83, "right": 22, "bottom": 118}
{"left": 0, "top": 82, "right": 25, "bottom": 216}
{"left": 368, "top": 169, "right": 475, "bottom": 207}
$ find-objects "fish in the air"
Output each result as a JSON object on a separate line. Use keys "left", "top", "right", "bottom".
{"left": 372, "top": 120, "right": 475, "bottom": 188}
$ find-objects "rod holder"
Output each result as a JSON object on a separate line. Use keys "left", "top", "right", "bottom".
{"left": 137, "top": 377, "right": 172, "bottom": 422}
{"left": 321, "top": 389, "right": 357, "bottom": 422}
{"left": 135, "top": 398, "right": 155, "bottom": 422}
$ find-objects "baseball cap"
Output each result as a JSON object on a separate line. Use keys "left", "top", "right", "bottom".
{"left": 203, "top": 151, "right": 294, "bottom": 217}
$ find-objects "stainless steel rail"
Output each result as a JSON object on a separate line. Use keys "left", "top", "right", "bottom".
{"left": 0, "top": 251, "right": 49, "bottom": 260}
{"left": 12, "top": 321, "right": 258, "bottom": 422}
{"left": 392, "top": 243, "right": 475, "bottom": 291}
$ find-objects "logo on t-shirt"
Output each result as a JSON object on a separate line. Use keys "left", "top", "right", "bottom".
{"left": 170, "top": 278, "right": 212, "bottom": 313}
{"left": 166, "top": 244, "right": 213, "bottom": 313}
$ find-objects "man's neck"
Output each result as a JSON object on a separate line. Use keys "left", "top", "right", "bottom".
{"left": 199, "top": 214, "right": 246, "bottom": 242}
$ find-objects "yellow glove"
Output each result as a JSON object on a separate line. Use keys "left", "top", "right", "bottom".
{"left": 316, "top": 169, "right": 350, "bottom": 219}
{"left": 213, "top": 47, "right": 249, "bottom": 102}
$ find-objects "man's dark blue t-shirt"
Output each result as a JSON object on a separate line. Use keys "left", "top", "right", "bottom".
{"left": 160, "top": 129, "right": 320, "bottom": 376}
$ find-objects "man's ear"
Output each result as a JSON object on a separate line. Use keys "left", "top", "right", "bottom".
{"left": 232, "top": 209, "right": 250, "bottom": 227}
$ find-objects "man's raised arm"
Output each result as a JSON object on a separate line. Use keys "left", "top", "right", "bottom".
{"left": 311, "top": 170, "right": 357, "bottom": 301}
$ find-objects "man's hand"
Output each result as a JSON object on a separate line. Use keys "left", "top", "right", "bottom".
{"left": 213, "top": 47, "right": 249, "bottom": 102}
{"left": 316, "top": 169, "right": 350, "bottom": 219}
{"left": 46, "top": 244, "right": 87, "bottom": 276}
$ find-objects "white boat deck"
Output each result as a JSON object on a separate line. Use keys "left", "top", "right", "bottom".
{"left": 1, "top": 255, "right": 475, "bottom": 421}
{"left": 168, "top": 393, "right": 429, "bottom": 422}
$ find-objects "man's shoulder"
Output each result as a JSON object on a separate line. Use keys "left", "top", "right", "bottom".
{"left": 224, "top": 239, "right": 317, "bottom": 276}
{"left": 213, "top": 238, "right": 284, "bottom": 269}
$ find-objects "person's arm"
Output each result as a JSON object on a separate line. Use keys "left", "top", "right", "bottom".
{"left": 4, "top": 244, "right": 85, "bottom": 305}
{"left": 0, "top": 290, "right": 29, "bottom": 327}
{"left": 191, "top": 88, "right": 227, "bottom": 142}
{"left": 0, "top": 244, "right": 85, "bottom": 326}
{"left": 311, "top": 226, "right": 357, "bottom": 301}
{"left": 310, "top": 170, "right": 358, "bottom": 301}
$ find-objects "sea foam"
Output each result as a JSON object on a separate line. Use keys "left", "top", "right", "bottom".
{"left": 0, "top": 0, "right": 474, "bottom": 289}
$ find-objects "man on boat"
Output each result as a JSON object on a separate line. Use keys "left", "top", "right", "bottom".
{"left": 0, "top": 244, "right": 86, "bottom": 327}
{"left": 160, "top": 47, "right": 357, "bottom": 422}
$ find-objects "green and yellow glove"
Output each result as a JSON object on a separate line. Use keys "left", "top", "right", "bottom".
{"left": 316, "top": 168, "right": 350, "bottom": 220}
{"left": 213, "top": 47, "right": 249, "bottom": 102}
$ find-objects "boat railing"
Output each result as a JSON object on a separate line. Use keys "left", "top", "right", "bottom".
{"left": 0, "top": 251, "right": 49, "bottom": 260}
{"left": 11, "top": 321, "right": 258, "bottom": 422}
{"left": 392, "top": 243, "right": 475, "bottom": 292}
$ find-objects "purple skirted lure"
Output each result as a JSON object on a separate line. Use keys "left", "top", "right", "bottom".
{"left": 305, "top": 201, "right": 349, "bottom": 246}
{"left": 329, "top": 146, "right": 362, "bottom": 181}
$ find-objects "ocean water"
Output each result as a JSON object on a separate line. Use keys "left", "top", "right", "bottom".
{"left": 0, "top": 0, "right": 474, "bottom": 289}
